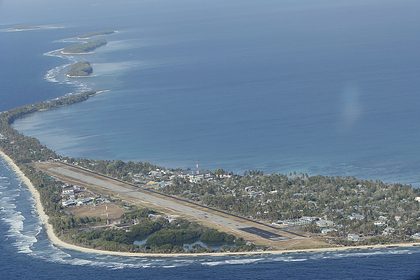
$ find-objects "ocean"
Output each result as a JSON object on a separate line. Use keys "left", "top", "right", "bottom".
{"left": 1, "top": 0, "right": 420, "bottom": 278}
{"left": 8, "top": 0, "right": 420, "bottom": 185}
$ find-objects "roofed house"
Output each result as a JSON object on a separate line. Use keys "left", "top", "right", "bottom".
{"left": 411, "top": 233, "right": 420, "bottom": 240}
{"left": 347, "top": 234, "right": 362, "bottom": 242}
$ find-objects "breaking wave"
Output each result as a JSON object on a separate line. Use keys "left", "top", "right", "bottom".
{"left": 43, "top": 49, "right": 93, "bottom": 93}
{"left": 0, "top": 164, "right": 41, "bottom": 255}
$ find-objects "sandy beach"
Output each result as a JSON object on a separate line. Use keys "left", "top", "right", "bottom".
{"left": 1, "top": 149, "right": 419, "bottom": 258}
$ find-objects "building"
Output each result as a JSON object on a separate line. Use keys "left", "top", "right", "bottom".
{"left": 348, "top": 213, "right": 365, "bottom": 221}
{"left": 316, "top": 219, "right": 334, "bottom": 228}
{"left": 347, "top": 234, "right": 362, "bottom": 242}
{"left": 382, "top": 227, "right": 395, "bottom": 236}
{"left": 148, "top": 170, "right": 163, "bottom": 178}
{"left": 188, "top": 174, "right": 204, "bottom": 183}
{"left": 62, "top": 199, "right": 76, "bottom": 207}
{"left": 374, "top": 221, "right": 386, "bottom": 227}
{"left": 321, "top": 228, "right": 337, "bottom": 235}
{"left": 76, "top": 197, "right": 93, "bottom": 206}
{"left": 62, "top": 189, "right": 74, "bottom": 196}
{"left": 411, "top": 233, "right": 420, "bottom": 240}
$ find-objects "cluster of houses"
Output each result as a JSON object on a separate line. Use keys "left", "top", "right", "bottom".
{"left": 412, "top": 233, "right": 420, "bottom": 240}
{"left": 346, "top": 214, "right": 404, "bottom": 242}
{"left": 130, "top": 168, "right": 228, "bottom": 189}
{"left": 272, "top": 212, "right": 405, "bottom": 241}
{"left": 64, "top": 163, "right": 419, "bottom": 243}
{"left": 273, "top": 216, "right": 334, "bottom": 229}
{"left": 244, "top": 186, "right": 265, "bottom": 198}
{"left": 61, "top": 184, "right": 108, "bottom": 208}
{"left": 373, "top": 215, "right": 389, "bottom": 227}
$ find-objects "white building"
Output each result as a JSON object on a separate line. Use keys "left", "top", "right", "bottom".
{"left": 316, "top": 219, "right": 334, "bottom": 228}
{"left": 347, "top": 234, "right": 362, "bottom": 242}
{"left": 188, "top": 175, "right": 204, "bottom": 183}
{"left": 374, "top": 221, "right": 386, "bottom": 227}
{"left": 411, "top": 233, "right": 420, "bottom": 240}
{"left": 62, "top": 199, "right": 76, "bottom": 207}
{"left": 382, "top": 227, "right": 395, "bottom": 236}
{"left": 76, "top": 197, "right": 93, "bottom": 206}
{"left": 348, "top": 213, "right": 365, "bottom": 221}
{"left": 62, "top": 189, "right": 74, "bottom": 196}
{"left": 321, "top": 228, "right": 336, "bottom": 235}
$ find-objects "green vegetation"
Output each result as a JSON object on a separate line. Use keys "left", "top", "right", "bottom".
{"left": 62, "top": 39, "right": 107, "bottom": 54}
{"left": 78, "top": 158, "right": 420, "bottom": 246}
{"left": 69, "top": 158, "right": 159, "bottom": 182}
{"left": 160, "top": 173, "right": 420, "bottom": 245}
{"left": 0, "top": 91, "right": 97, "bottom": 164}
{"left": 62, "top": 208, "right": 246, "bottom": 253}
{"left": 1, "top": 85, "right": 419, "bottom": 251}
{"left": 0, "top": 92, "right": 249, "bottom": 253}
{"left": 67, "top": 62, "right": 93, "bottom": 77}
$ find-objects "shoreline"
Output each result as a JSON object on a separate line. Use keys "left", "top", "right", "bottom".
{"left": 1, "top": 150, "right": 419, "bottom": 258}
{"left": 60, "top": 51, "right": 95, "bottom": 55}
{"left": 66, "top": 74, "right": 94, "bottom": 78}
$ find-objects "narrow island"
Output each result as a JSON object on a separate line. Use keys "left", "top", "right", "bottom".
{"left": 1, "top": 29, "right": 419, "bottom": 257}
{"left": 77, "top": 30, "right": 116, "bottom": 39}
{"left": 10, "top": 25, "right": 43, "bottom": 31}
{"left": 61, "top": 39, "right": 107, "bottom": 55}
{"left": 4, "top": 24, "right": 62, "bottom": 32}
{"left": 66, "top": 62, "right": 93, "bottom": 77}
{"left": 1, "top": 90, "right": 420, "bottom": 257}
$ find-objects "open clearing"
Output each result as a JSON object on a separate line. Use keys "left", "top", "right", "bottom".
{"left": 67, "top": 203, "right": 125, "bottom": 220}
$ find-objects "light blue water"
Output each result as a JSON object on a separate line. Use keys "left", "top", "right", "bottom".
{"left": 9, "top": 0, "right": 420, "bottom": 185}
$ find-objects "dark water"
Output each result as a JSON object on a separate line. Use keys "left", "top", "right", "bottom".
{"left": 1, "top": 0, "right": 420, "bottom": 279}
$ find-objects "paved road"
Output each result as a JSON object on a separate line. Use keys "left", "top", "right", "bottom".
{"left": 36, "top": 162, "right": 311, "bottom": 247}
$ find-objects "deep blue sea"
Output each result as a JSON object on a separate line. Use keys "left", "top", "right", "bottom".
{"left": 8, "top": 0, "right": 420, "bottom": 186}
{"left": 1, "top": 0, "right": 420, "bottom": 279}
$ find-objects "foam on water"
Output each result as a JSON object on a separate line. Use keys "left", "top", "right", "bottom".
{"left": 42, "top": 37, "right": 138, "bottom": 95}
{"left": 0, "top": 174, "right": 41, "bottom": 255}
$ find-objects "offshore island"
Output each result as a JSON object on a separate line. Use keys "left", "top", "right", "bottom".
{"left": 1, "top": 32, "right": 419, "bottom": 257}
{"left": 61, "top": 39, "right": 107, "bottom": 55}
{"left": 66, "top": 62, "right": 93, "bottom": 78}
